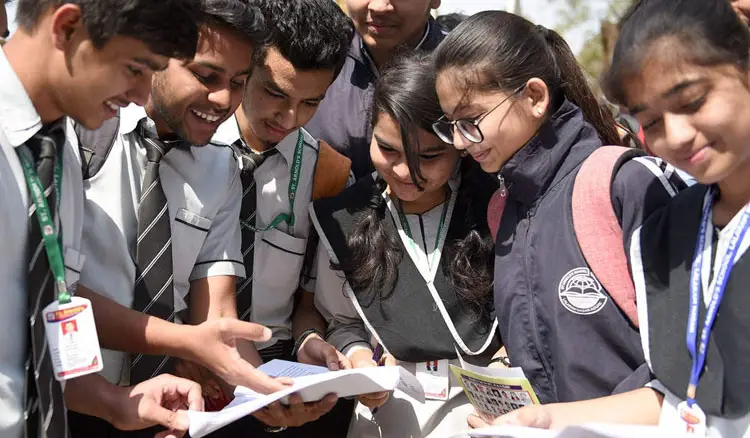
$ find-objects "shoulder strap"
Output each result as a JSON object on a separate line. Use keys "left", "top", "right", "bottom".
{"left": 75, "top": 115, "right": 120, "bottom": 180}
{"left": 572, "top": 145, "right": 640, "bottom": 328}
{"left": 312, "top": 139, "right": 352, "bottom": 201}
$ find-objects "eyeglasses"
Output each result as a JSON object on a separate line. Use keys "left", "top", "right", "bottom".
{"left": 432, "top": 85, "right": 526, "bottom": 145}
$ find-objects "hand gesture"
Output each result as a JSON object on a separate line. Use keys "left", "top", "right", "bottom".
{"left": 296, "top": 334, "right": 352, "bottom": 371}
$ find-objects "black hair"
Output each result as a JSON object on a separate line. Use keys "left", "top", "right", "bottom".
{"left": 434, "top": 11, "right": 621, "bottom": 146}
{"left": 200, "top": 0, "right": 265, "bottom": 49}
{"left": 15, "top": 0, "right": 202, "bottom": 59}
{"left": 251, "top": 0, "right": 353, "bottom": 78}
{"left": 345, "top": 53, "right": 495, "bottom": 320}
{"left": 604, "top": 0, "right": 750, "bottom": 106}
{"left": 436, "top": 13, "right": 468, "bottom": 32}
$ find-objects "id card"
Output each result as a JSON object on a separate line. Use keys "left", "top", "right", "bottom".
{"left": 416, "top": 359, "right": 450, "bottom": 401}
{"left": 677, "top": 401, "right": 707, "bottom": 437}
{"left": 42, "top": 296, "right": 103, "bottom": 381}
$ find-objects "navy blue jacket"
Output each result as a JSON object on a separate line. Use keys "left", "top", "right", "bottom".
{"left": 493, "top": 100, "right": 683, "bottom": 404}
{"left": 305, "top": 20, "right": 445, "bottom": 179}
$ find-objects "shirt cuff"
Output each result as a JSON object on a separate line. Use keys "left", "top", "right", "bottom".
{"left": 645, "top": 379, "right": 667, "bottom": 395}
{"left": 344, "top": 343, "right": 373, "bottom": 359}
{"left": 190, "top": 260, "right": 245, "bottom": 281}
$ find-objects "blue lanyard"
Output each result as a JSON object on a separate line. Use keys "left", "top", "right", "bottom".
{"left": 686, "top": 188, "right": 750, "bottom": 405}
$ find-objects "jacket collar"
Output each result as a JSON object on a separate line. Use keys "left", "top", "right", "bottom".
{"left": 501, "top": 99, "right": 603, "bottom": 207}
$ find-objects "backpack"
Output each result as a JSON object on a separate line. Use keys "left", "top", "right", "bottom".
{"left": 487, "top": 146, "right": 671, "bottom": 329}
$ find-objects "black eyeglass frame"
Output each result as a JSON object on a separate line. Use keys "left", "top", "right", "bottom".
{"left": 432, "top": 84, "right": 526, "bottom": 145}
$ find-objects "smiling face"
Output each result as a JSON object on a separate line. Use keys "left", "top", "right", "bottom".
{"left": 147, "top": 25, "right": 253, "bottom": 146}
{"left": 346, "top": 0, "right": 439, "bottom": 58}
{"left": 370, "top": 112, "right": 459, "bottom": 206}
{"left": 239, "top": 46, "right": 334, "bottom": 148}
{"left": 623, "top": 43, "right": 750, "bottom": 186}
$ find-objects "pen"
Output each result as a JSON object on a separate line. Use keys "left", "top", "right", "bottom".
{"left": 371, "top": 344, "right": 385, "bottom": 415}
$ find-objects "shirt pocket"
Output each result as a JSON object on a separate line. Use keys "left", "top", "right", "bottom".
{"left": 171, "top": 208, "right": 212, "bottom": 312}
{"left": 64, "top": 247, "right": 86, "bottom": 293}
{"left": 252, "top": 227, "right": 307, "bottom": 333}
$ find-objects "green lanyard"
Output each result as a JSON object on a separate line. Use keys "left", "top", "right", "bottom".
{"left": 240, "top": 131, "right": 305, "bottom": 233}
{"left": 396, "top": 195, "right": 451, "bottom": 271}
{"left": 17, "top": 144, "right": 70, "bottom": 304}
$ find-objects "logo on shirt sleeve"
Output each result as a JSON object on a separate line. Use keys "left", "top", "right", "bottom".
{"left": 558, "top": 267, "right": 608, "bottom": 315}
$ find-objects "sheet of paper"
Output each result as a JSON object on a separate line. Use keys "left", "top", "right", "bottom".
{"left": 258, "top": 359, "right": 328, "bottom": 378}
{"left": 450, "top": 363, "right": 539, "bottom": 421}
{"left": 188, "top": 362, "right": 425, "bottom": 438}
{"left": 451, "top": 424, "right": 663, "bottom": 438}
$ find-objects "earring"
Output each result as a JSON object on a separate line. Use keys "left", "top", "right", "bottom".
{"left": 460, "top": 151, "right": 468, "bottom": 157}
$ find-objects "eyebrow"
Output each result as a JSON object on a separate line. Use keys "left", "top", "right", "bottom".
{"left": 194, "top": 61, "right": 251, "bottom": 78}
{"left": 374, "top": 135, "right": 399, "bottom": 150}
{"left": 628, "top": 78, "right": 706, "bottom": 115}
{"left": 448, "top": 103, "right": 484, "bottom": 120}
{"left": 133, "top": 57, "right": 168, "bottom": 72}
{"left": 420, "top": 144, "right": 447, "bottom": 153}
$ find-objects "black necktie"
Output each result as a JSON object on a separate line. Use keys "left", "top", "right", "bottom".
{"left": 22, "top": 121, "right": 69, "bottom": 438}
{"left": 236, "top": 140, "right": 278, "bottom": 322}
{"left": 130, "top": 120, "right": 178, "bottom": 383}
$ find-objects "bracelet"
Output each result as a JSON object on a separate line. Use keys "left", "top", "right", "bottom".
{"left": 264, "top": 426, "right": 288, "bottom": 433}
{"left": 490, "top": 356, "right": 511, "bottom": 367}
{"left": 292, "top": 328, "right": 323, "bottom": 358}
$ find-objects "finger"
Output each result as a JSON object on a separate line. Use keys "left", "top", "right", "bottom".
{"left": 310, "top": 393, "right": 338, "bottom": 418}
{"left": 160, "top": 375, "right": 206, "bottom": 412}
{"left": 146, "top": 405, "right": 189, "bottom": 432}
{"left": 383, "top": 355, "right": 398, "bottom": 367}
{"left": 467, "top": 412, "right": 490, "bottom": 429}
{"left": 266, "top": 401, "right": 291, "bottom": 426}
{"left": 322, "top": 345, "right": 341, "bottom": 371}
{"left": 230, "top": 362, "right": 288, "bottom": 395}
{"left": 252, "top": 409, "right": 281, "bottom": 427}
{"left": 287, "top": 394, "right": 308, "bottom": 425}
{"left": 223, "top": 319, "right": 272, "bottom": 343}
{"left": 337, "top": 351, "right": 353, "bottom": 370}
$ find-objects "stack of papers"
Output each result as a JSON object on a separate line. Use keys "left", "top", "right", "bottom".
{"left": 187, "top": 360, "right": 424, "bottom": 437}
{"left": 451, "top": 424, "right": 663, "bottom": 438}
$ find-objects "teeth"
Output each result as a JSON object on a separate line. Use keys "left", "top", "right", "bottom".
{"left": 105, "top": 100, "right": 119, "bottom": 112}
{"left": 192, "top": 109, "right": 220, "bottom": 123}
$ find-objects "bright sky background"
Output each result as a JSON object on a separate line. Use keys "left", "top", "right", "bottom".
{"left": 5, "top": 0, "right": 614, "bottom": 55}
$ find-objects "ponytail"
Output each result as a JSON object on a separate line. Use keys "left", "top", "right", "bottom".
{"left": 434, "top": 11, "right": 622, "bottom": 146}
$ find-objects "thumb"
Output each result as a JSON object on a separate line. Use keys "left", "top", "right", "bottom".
{"left": 323, "top": 345, "right": 341, "bottom": 371}
{"left": 147, "top": 406, "right": 189, "bottom": 432}
{"left": 223, "top": 319, "right": 272, "bottom": 343}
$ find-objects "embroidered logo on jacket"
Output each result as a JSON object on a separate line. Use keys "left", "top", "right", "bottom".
{"left": 558, "top": 267, "right": 608, "bottom": 315}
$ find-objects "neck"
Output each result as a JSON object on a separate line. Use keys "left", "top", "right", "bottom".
{"left": 367, "top": 21, "right": 428, "bottom": 69}
{"left": 4, "top": 33, "right": 64, "bottom": 123}
{"left": 397, "top": 185, "right": 449, "bottom": 215}
{"left": 235, "top": 105, "right": 274, "bottom": 152}
{"left": 714, "top": 160, "right": 750, "bottom": 226}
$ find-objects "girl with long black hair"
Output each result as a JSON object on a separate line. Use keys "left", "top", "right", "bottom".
{"left": 310, "top": 53, "right": 501, "bottom": 437}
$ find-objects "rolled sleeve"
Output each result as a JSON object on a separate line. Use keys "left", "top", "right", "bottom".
{"left": 190, "top": 170, "right": 245, "bottom": 281}
{"left": 313, "top": 244, "right": 371, "bottom": 352}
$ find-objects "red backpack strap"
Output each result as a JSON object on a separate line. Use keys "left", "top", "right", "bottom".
{"left": 572, "top": 146, "right": 639, "bottom": 328}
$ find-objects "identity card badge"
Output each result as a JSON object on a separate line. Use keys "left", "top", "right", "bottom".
{"left": 677, "top": 400, "right": 707, "bottom": 437}
{"left": 416, "top": 359, "right": 450, "bottom": 401}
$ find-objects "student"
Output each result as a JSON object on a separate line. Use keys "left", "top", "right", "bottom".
{"left": 210, "top": 0, "right": 355, "bottom": 434}
{"left": 475, "top": 0, "right": 750, "bottom": 434}
{"left": 312, "top": 53, "right": 501, "bottom": 437}
{"left": 67, "top": 1, "right": 285, "bottom": 436}
{"left": 306, "top": 0, "right": 446, "bottom": 179}
{"left": 432, "top": 11, "right": 686, "bottom": 408}
{"left": 0, "top": 0, "right": 212, "bottom": 437}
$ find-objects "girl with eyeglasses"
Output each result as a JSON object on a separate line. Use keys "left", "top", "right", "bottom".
{"left": 471, "top": 0, "right": 750, "bottom": 434}
{"left": 310, "top": 53, "right": 502, "bottom": 437}
{"left": 432, "top": 10, "right": 687, "bottom": 418}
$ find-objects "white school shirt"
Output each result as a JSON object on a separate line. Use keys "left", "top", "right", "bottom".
{"left": 0, "top": 46, "right": 85, "bottom": 438}
{"left": 79, "top": 104, "right": 244, "bottom": 385}
{"left": 213, "top": 117, "right": 321, "bottom": 348}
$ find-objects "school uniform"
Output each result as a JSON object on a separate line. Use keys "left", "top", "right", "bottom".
{"left": 207, "top": 117, "right": 354, "bottom": 438}
{"left": 631, "top": 184, "right": 750, "bottom": 436}
{"left": 311, "top": 164, "right": 501, "bottom": 437}
{"left": 492, "top": 99, "right": 686, "bottom": 404}
{"left": 305, "top": 19, "right": 446, "bottom": 179}
{"left": 0, "top": 46, "right": 85, "bottom": 438}
{"left": 67, "top": 104, "right": 243, "bottom": 437}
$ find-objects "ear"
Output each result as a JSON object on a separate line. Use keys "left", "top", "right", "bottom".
{"left": 50, "top": 4, "right": 84, "bottom": 50}
{"left": 430, "top": 0, "right": 442, "bottom": 10}
{"left": 524, "top": 77, "right": 550, "bottom": 120}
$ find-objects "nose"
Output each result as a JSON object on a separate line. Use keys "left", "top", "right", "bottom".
{"left": 123, "top": 72, "right": 152, "bottom": 106}
{"left": 207, "top": 86, "right": 232, "bottom": 111}
{"left": 369, "top": 0, "right": 393, "bottom": 13}
{"left": 277, "top": 103, "right": 298, "bottom": 130}
{"left": 392, "top": 158, "right": 411, "bottom": 181}
{"left": 452, "top": 128, "right": 473, "bottom": 151}
{"left": 662, "top": 112, "right": 697, "bottom": 152}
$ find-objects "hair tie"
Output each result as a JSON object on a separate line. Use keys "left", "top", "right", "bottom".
{"left": 536, "top": 24, "right": 552, "bottom": 41}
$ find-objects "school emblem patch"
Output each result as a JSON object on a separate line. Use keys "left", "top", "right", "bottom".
{"left": 558, "top": 267, "right": 608, "bottom": 315}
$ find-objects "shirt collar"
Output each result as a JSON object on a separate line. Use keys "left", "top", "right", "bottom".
{"left": 119, "top": 104, "right": 157, "bottom": 137}
{"left": 0, "top": 46, "right": 43, "bottom": 147}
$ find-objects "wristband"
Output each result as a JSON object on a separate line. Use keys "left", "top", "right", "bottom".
{"left": 490, "top": 356, "right": 511, "bottom": 367}
{"left": 292, "top": 328, "right": 323, "bottom": 358}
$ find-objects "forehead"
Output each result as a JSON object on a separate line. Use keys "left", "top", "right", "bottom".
{"left": 257, "top": 47, "right": 334, "bottom": 99}
{"left": 348, "top": 0, "right": 433, "bottom": 13}
{"left": 95, "top": 35, "right": 168, "bottom": 68}
{"left": 191, "top": 26, "right": 253, "bottom": 72}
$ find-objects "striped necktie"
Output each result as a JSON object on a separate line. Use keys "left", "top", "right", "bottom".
{"left": 236, "top": 141, "right": 278, "bottom": 322}
{"left": 22, "top": 121, "right": 69, "bottom": 438}
{"left": 130, "top": 120, "right": 179, "bottom": 383}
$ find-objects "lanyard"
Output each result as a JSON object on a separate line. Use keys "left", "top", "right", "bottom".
{"left": 240, "top": 131, "right": 304, "bottom": 233}
{"left": 686, "top": 188, "right": 750, "bottom": 405}
{"left": 396, "top": 191, "right": 452, "bottom": 271}
{"left": 17, "top": 144, "right": 71, "bottom": 305}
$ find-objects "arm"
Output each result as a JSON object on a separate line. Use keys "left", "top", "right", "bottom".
{"left": 469, "top": 387, "right": 664, "bottom": 429}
